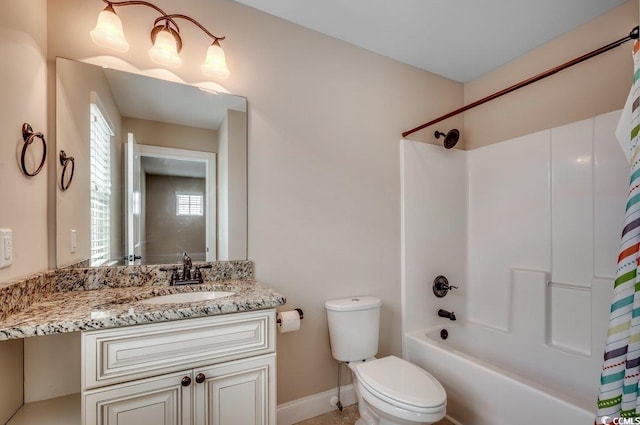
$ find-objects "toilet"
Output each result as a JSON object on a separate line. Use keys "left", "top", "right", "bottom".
{"left": 325, "top": 296, "right": 446, "bottom": 425}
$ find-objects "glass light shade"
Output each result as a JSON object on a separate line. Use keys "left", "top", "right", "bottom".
{"left": 90, "top": 9, "right": 129, "bottom": 52}
{"left": 201, "top": 43, "right": 230, "bottom": 79}
{"left": 148, "top": 29, "right": 182, "bottom": 69}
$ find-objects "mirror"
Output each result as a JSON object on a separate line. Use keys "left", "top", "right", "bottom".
{"left": 55, "top": 58, "right": 247, "bottom": 267}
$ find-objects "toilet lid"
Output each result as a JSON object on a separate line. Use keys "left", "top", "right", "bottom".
{"left": 355, "top": 356, "right": 446, "bottom": 409}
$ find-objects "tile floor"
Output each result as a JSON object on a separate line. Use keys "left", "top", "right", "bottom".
{"left": 294, "top": 404, "right": 454, "bottom": 425}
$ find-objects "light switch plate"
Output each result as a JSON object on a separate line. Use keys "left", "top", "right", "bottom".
{"left": 0, "top": 229, "right": 13, "bottom": 268}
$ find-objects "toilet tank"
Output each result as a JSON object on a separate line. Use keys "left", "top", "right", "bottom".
{"left": 325, "top": 296, "right": 382, "bottom": 362}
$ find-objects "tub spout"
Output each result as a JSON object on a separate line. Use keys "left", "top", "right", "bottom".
{"left": 438, "top": 309, "right": 456, "bottom": 321}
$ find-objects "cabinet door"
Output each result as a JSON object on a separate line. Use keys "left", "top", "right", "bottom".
{"left": 193, "top": 354, "right": 276, "bottom": 425}
{"left": 83, "top": 370, "right": 192, "bottom": 425}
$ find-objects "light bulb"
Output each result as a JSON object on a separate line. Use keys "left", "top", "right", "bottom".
{"left": 90, "top": 7, "right": 129, "bottom": 53}
{"left": 201, "top": 42, "right": 230, "bottom": 79}
{"left": 148, "top": 28, "right": 182, "bottom": 69}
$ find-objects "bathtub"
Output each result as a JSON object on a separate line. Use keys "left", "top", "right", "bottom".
{"left": 405, "top": 323, "right": 595, "bottom": 425}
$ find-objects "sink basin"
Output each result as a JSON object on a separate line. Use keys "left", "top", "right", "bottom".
{"left": 139, "top": 291, "right": 235, "bottom": 305}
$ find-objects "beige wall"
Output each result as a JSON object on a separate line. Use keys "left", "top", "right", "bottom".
{"left": 217, "top": 109, "right": 248, "bottom": 260}
{"left": 227, "top": 110, "right": 247, "bottom": 260}
{"left": 218, "top": 112, "right": 229, "bottom": 259}
{"left": 0, "top": 0, "right": 47, "bottom": 421}
{"left": 24, "top": 332, "right": 80, "bottom": 403}
{"left": 122, "top": 117, "right": 218, "bottom": 153}
{"left": 56, "top": 59, "right": 123, "bottom": 267}
{"left": 0, "top": 2, "right": 48, "bottom": 285}
{"left": 144, "top": 175, "right": 206, "bottom": 262}
{"left": 46, "top": 0, "right": 464, "bottom": 403}
{"left": 463, "top": 0, "right": 639, "bottom": 149}
{"left": 0, "top": 339, "right": 23, "bottom": 422}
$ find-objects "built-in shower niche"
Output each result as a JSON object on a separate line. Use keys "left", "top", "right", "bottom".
{"left": 510, "top": 268, "right": 594, "bottom": 358}
{"left": 509, "top": 269, "right": 611, "bottom": 357}
{"left": 545, "top": 281, "right": 592, "bottom": 356}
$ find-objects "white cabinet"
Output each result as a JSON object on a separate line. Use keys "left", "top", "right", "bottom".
{"left": 83, "top": 370, "right": 192, "bottom": 425}
{"left": 83, "top": 356, "right": 276, "bottom": 425}
{"left": 81, "top": 310, "right": 276, "bottom": 425}
{"left": 194, "top": 356, "right": 276, "bottom": 425}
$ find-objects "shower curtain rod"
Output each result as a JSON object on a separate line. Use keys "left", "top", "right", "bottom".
{"left": 402, "top": 26, "right": 640, "bottom": 139}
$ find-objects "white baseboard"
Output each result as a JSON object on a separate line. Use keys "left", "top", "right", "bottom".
{"left": 276, "top": 385, "right": 461, "bottom": 425}
{"left": 446, "top": 416, "right": 463, "bottom": 425}
{"left": 277, "top": 384, "right": 357, "bottom": 425}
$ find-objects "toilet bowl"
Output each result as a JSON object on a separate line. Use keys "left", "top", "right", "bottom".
{"left": 349, "top": 356, "right": 446, "bottom": 425}
{"left": 325, "top": 296, "right": 447, "bottom": 425}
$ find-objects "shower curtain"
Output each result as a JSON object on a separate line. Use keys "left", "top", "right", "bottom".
{"left": 597, "top": 40, "right": 640, "bottom": 423}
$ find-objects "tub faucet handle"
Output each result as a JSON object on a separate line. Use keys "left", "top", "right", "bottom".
{"left": 433, "top": 275, "right": 458, "bottom": 298}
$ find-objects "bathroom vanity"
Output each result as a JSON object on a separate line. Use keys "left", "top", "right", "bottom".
{"left": 81, "top": 310, "right": 276, "bottom": 425}
{"left": 0, "top": 267, "right": 285, "bottom": 425}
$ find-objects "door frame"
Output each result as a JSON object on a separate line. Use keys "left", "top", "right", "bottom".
{"left": 135, "top": 144, "right": 217, "bottom": 262}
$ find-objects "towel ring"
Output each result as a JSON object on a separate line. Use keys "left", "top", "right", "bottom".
{"left": 20, "top": 123, "right": 47, "bottom": 177}
{"left": 59, "top": 150, "right": 75, "bottom": 191}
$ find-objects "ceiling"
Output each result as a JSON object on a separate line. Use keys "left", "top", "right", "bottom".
{"left": 103, "top": 68, "right": 246, "bottom": 130}
{"left": 141, "top": 156, "right": 206, "bottom": 178}
{"left": 232, "top": 0, "right": 629, "bottom": 82}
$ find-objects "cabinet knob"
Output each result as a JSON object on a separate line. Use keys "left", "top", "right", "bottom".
{"left": 196, "top": 373, "right": 206, "bottom": 384}
{"left": 181, "top": 376, "right": 192, "bottom": 387}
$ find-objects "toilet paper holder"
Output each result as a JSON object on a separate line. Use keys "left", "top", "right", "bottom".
{"left": 277, "top": 308, "right": 304, "bottom": 324}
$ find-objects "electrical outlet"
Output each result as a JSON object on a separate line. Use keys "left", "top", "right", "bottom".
{"left": 0, "top": 229, "right": 13, "bottom": 268}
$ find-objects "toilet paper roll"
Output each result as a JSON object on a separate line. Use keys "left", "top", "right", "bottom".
{"left": 277, "top": 310, "right": 301, "bottom": 333}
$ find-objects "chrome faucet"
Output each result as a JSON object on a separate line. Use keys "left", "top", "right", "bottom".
{"left": 438, "top": 309, "right": 456, "bottom": 321}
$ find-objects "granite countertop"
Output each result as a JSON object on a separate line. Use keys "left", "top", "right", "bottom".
{"left": 0, "top": 280, "right": 286, "bottom": 340}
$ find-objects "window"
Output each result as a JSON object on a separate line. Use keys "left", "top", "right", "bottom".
{"left": 90, "top": 98, "right": 114, "bottom": 267}
{"left": 176, "top": 192, "right": 204, "bottom": 216}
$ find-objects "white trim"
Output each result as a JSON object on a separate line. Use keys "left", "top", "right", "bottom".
{"left": 90, "top": 91, "right": 115, "bottom": 136}
{"left": 136, "top": 144, "right": 217, "bottom": 261}
{"left": 400, "top": 140, "right": 408, "bottom": 357}
{"left": 125, "top": 137, "right": 136, "bottom": 263}
{"left": 276, "top": 384, "right": 356, "bottom": 425}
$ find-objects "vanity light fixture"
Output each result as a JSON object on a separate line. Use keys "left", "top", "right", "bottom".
{"left": 90, "top": 0, "right": 230, "bottom": 78}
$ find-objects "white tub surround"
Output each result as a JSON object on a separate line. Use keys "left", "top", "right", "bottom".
{"left": 400, "top": 141, "right": 467, "bottom": 337}
{"left": 401, "top": 110, "right": 628, "bottom": 424}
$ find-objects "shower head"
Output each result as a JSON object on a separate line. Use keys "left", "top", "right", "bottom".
{"left": 434, "top": 129, "right": 460, "bottom": 149}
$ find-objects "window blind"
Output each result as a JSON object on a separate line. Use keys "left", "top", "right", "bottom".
{"left": 90, "top": 103, "right": 114, "bottom": 266}
{"left": 176, "top": 192, "right": 204, "bottom": 216}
